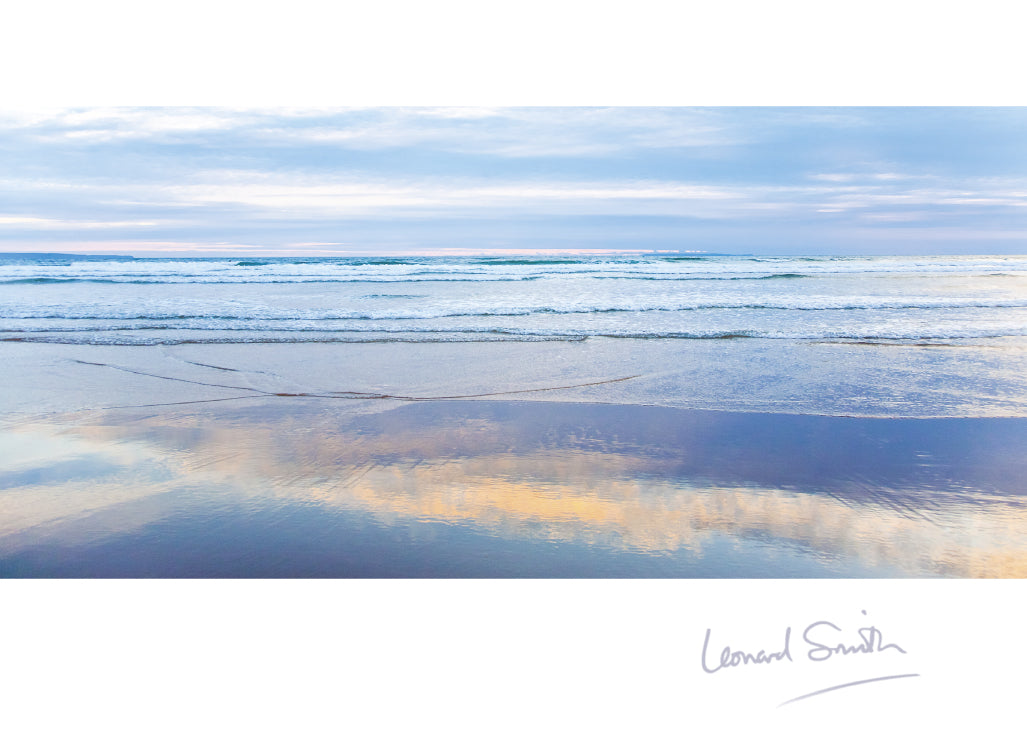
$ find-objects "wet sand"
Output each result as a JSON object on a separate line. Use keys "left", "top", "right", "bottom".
{"left": 3, "top": 349, "right": 1026, "bottom": 576}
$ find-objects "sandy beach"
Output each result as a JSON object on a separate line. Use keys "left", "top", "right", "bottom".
{"left": 4, "top": 339, "right": 1026, "bottom": 577}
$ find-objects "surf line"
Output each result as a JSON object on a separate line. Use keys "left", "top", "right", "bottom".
{"left": 74, "top": 359, "right": 641, "bottom": 405}
{"left": 777, "top": 673, "right": 920, "bottom": 707}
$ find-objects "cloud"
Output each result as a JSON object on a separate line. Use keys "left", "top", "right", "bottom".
{"left": 0, "top": 215, "right": 161, "bottom": 229}
{"left": 1, "top": 108, "right": 1026, "bottom": 254}
{"left": 0, "top": 106, "right": 737, "bottom": 158}
{"left": 105, "top": 171, "right": 762, "bottom": 222}
{"left": 6, "top": 167, "right": 1027, "bottom": 234}
{"left": 0, "top": 108, "right": 253, "bottom": 146}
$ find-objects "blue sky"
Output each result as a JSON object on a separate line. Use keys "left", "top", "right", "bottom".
{"left": 1, "top": 107, "right": 1025, "bottom": 256}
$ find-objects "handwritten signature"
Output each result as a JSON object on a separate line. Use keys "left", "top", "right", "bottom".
{"left": 700, "top": 610, "right": 918, "bottom": 705}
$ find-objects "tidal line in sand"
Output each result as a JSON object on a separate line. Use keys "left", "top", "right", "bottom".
{"left": 74, "top": 358, "right": 641, "bottom": 407}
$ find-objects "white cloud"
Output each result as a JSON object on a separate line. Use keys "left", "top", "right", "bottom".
{"left": 146, "top": 173, "right": 752, "bottom": 219}
{"left": 0, "top": 106, "right": 737, "bottom": 157}
{"left": 0, "top": 216, "right": 52, "bottom": 225}
{"left": 810, "top": 173, "right": 856, "bottom": 182}
{"left": 860, "top": 211, "right": 935, "bottom": 222}
{"left": 2, "top": 107, "right": 261, "bottom": 143}
{"left": 237, "top": 107, "right": 736, "bottom": 158}
{"left": 410, "top": 107, "right": 507, "bottom": 120}
{"left": 2, "top": 144, "right": 1026, "bottom": 244}
{"left": 0, "top": 215, "right": 161, "bottom": 229}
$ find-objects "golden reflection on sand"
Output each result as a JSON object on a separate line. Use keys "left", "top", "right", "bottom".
{"left": 307, "top": 456, "right": 1027, "bottom": 577}
{"left": 3, "top": 403, "right": 1027, "bottom": 577}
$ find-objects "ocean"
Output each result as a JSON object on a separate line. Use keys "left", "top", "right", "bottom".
{"left": 6, "top": 250, "right": 1027, "bottom": 418}
{"left": 3, "top": 252, "right": 1027, "bottom": 346}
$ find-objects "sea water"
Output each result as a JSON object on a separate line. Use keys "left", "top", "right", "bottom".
{"left": 2, "top": 253, "right": 1027, "bottom": 345}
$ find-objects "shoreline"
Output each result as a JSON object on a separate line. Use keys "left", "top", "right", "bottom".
{"left": 5, "top": 336, "right": 1027, "bottom": 420}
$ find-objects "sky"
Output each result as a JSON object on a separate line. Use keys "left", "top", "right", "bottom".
{"left": 1, "top": 106, "right": 1026, "bottom": 256}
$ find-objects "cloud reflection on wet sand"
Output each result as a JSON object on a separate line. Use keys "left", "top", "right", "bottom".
{"left": 3, "top": 399, "right": 1026, "bottom": 577}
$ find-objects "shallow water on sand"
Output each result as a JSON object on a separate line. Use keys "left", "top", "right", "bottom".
{"left": 3, "top": 398, "right": 1025, "bottom": 577}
